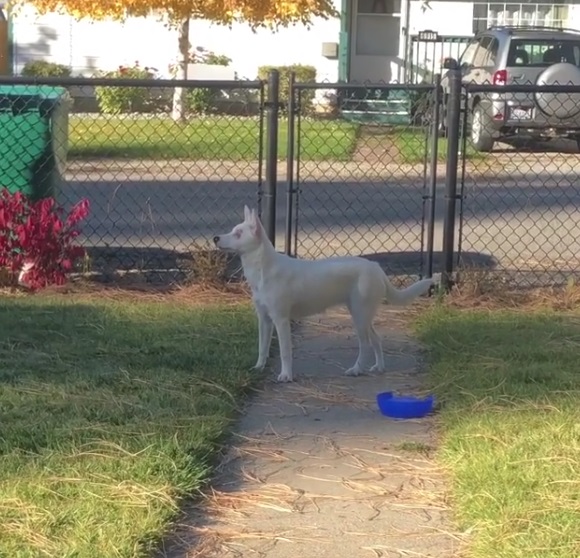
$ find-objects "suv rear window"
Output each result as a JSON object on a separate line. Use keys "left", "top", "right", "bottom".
{"left": 508, "top": 39, "right": 580, "bottom": 67}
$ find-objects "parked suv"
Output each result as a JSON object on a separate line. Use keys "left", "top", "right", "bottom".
{"left": 441, "top": 25, "right": 580, "bottom": 152}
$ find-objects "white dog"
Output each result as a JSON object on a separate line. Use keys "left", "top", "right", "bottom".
{"left": 214, "top": 206, "right": 434, "bottom": 383}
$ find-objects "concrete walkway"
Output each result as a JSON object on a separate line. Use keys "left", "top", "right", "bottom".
{"left": 159, "top": 306, "right": 460, "bottom": 558}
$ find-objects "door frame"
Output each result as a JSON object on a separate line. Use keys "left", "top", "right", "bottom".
{"left": 338, "top": 0, "right": 352, "bottom": 81}
{"left": 347, "top": 0, "right": 405, "bottom": 83}
{"left": 0, "top": 4, "right": 11, "bottom": 75}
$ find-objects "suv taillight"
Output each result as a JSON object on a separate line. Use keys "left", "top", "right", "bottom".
{"left": 493, "top": 69, "right": 507, "bottom": 86}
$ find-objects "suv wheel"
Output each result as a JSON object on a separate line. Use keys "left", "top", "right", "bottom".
{"left": 471, "top": 105, "right": 494, "bottom": 152}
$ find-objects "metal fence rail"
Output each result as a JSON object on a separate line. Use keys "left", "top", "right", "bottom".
{"left": 407, "top": 34, "right": 472, "bottom": 84}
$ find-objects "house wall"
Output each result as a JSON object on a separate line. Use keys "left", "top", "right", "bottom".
{"left": 569, "top": 4, "right": 580, "bottom": 27}
{"left": 407, "top": 1, "right": 475, "bottom": 82}
{"left": 409, "top": 1, "right": 474, "bottom": 35}
{"left": 348, "top": 0, "right": 476, "bottom": 83}
{"left": 409, "top": 1, "right": 580, "bottom": 36}
{"left": 11, "top": 2, "right": 580, "bottom": 85}
{"left": 10, "top": 4, "right": 342, "bottom": 81}
{"left": 406, "top": 1, "right": 580, "bottom": 82}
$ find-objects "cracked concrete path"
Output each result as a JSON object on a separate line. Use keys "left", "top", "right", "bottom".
{"left": 159, "top": 306, "right": 460, "bottom": 558}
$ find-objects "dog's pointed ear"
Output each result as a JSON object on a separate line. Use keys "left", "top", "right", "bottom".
{"left": 243, "top": 205, "right": 252, "bottom": 222}
{"left": 247, "top": 209, "right": 262, "bottom": 238}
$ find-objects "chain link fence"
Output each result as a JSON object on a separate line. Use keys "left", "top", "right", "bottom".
{"left": 0, "top": 76, "right": 265, "bottom": 283}
{"left": 456, "top": 81, "right": 580, "bottom": 289}
{"left": 3, "top": 72, "right": 580, "bottom": 290}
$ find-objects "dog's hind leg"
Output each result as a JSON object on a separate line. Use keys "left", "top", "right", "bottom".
{"left": 273, "top": 317, "right": 293, "bottom": 382}
{"left": 368, "top": 325, "right": 385, "bottom": 373}
{"left": 254, "top": 301, "right": 273, "bottom": 370}
{"left": 344, "top": 301, "right": 371, "bottom": 377}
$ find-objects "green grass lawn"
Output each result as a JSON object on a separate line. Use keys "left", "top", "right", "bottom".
{"left": 393, "top": 130, "right": 485, "bottom": 164}
{"left": 415, "top": 306, "right": 580, "bottom": 558}
{"left": 0, "top": 294, "right": 257, "bottom": 557}
{"left": 68, "top": 116, "right": 358, "bottom": 162}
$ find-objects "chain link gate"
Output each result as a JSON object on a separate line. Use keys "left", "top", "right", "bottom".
{"left": 284, "top": 78, "right": 441, "bottom": 285}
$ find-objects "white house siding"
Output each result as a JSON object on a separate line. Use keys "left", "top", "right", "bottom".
{"left": 11, "top": 4, "right": 341, "bottom": 82}
{"left": 569, "top": 4, "right": 580, "bottom": 28}
{"left": 187, "top": 16, "right": 341, "bottom": 82}
{"left": 12, "top": 2, "right": 580, "bottom": 85}
{"left": 409, "top": 1, "right": 474, "bottom": 35}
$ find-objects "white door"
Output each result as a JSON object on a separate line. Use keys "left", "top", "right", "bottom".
{"left": 350, "top": 0, "right": 402, "bottom": 83}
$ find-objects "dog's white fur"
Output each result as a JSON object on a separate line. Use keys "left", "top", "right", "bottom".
{"left": 214, "top": 206, "right": 434, "bottom": 382}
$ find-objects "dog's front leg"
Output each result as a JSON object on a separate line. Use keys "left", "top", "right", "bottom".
{"left": 254, "top": 303, "right": 273, "bottom": 370}
{"left": 273, "top": 317, "right": 293, "bottom": 382}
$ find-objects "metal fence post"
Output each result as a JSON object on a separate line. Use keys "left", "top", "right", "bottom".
{"left": 285, "top": 72, "right": 296, "bottom": 256}
{"left": 263, "top": 69, "right": 280, "bottom": 247}
{"left": 441, "top": 68, "right": 462, "bottom": 291}
{"left": 426, "top": 74, "right": 441, "bottom": 279}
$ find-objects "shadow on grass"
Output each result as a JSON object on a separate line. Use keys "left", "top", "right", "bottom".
{"left": 415, "top": 307, "right": 580, "bottom": 558}
{"left": 0, "top": 295, "right": 257, "bottom": 558}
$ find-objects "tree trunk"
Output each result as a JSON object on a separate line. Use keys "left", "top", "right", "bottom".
{"left": 171, "top": 16, "right": 190, "bottom": 122}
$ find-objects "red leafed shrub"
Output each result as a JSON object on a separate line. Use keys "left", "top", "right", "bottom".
{"left": 0, "top": 189, "right": 90, "bottom": 290}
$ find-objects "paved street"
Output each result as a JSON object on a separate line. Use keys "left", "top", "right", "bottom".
{"left": 62, "top": 155, "right": 580, "bottom": 283}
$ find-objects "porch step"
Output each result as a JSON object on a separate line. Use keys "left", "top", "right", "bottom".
{"left": 340, "top": 88, "right": 411, "bottom": 101}
{"left": 342, "top": 99, "right": 408, "bottom": 112}
{"left": 340, "top": 110, "right": 411, "bottom": 125}
{"left": 340, "top": 97, "right": 412, "bottom": 125}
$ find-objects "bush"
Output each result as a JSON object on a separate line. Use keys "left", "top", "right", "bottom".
{"left": 179, "top": 47, "right": 232, "bottom": 115}
{"left": 21, "top": 60, "right": 72, "bottom": 78}
{"left": 94, "top": 62, "right": 160, "bottom": 115}
{"left": 187, "top": 88, "right": 221, "bottom": 114}
{"left": 258, "top": 64, "right": 317, "bottom": 115}
{"left": 0, "top": 189, "right": 89, "bottom": 290}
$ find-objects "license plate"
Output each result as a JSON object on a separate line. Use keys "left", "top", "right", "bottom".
{"left": 511, "top": 107, "right": 533, "bottom": 120}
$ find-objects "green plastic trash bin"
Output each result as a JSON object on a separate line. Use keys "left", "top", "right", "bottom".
{"left": 0, "top": 85, "right": 72, "bottom": 201}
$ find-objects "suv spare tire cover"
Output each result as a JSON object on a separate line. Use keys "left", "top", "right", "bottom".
{"left": 535, "top": 62, "right": 580, "bottom": 119}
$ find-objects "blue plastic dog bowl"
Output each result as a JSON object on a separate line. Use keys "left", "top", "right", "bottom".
{"left": 376, "top": 391, "right": 435, "bottom": 419}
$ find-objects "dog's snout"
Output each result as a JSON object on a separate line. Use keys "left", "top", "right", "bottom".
{"left": 213, "top": 235, "right": 220, "bottom": 244}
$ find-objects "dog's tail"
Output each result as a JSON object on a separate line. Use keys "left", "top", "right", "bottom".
{"left": 383, "top": 275, "right": 434, "bottom": 305}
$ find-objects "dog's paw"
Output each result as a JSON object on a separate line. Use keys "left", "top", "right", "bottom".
{"left": 344, "top": 365, "right": 363, "bottom": 377}
{"left": 277, "top": 372, "right": 293, "bottom": 383}
{"left": 369, "top": 364, "right": 385, "bottom": 373}
{"left": 253, "top": 360, "right": 267, "bottom": 371}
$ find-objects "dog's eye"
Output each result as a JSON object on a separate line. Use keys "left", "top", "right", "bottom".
{"left": 234, "top": 230, "right": 242, "bottom": 238}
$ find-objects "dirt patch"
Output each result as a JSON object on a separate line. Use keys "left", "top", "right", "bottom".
{"left": 352, "top": 126, "right": 403, "bottom": 165}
